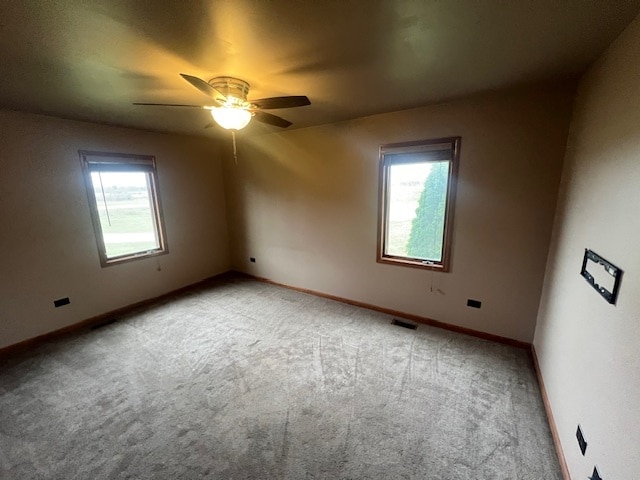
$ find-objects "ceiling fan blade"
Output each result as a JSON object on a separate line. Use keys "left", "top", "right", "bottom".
{"left": 180, "top": 73, "right": 226, "bottom": 101}
{"left": 133, "top": 102, "right": 204, "bottom": 108}
{"left": 252, "top": 110, "right": 292, "bottom": 128}
{"left": 250, "top": 96, "right": 310, "bottom": 110}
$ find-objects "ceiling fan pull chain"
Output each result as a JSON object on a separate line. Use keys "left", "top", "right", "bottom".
{"left": 232, "top": 130, "right": 238, "bottom": 165}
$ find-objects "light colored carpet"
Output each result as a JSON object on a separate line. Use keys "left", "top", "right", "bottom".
{"left": 0, "top": 274, "right": 561, "bottom": 479}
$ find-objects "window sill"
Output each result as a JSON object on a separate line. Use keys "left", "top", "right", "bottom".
{"left": 101, "top": 248, "right": 168, "bottom": 268}
{"left": 377, "top": 255, "right": 449, "bottom": 272}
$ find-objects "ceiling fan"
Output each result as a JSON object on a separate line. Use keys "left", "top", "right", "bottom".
{"left": 134, "top": 74, "right": 311, "bottom": 131}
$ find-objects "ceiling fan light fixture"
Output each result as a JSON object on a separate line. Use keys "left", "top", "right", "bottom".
{"left": 211, "top": 106, "right": 252, "bottom": 130}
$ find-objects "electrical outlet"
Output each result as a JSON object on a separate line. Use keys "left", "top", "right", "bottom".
{"left": 589, "top": 466, "right": 602, "bottom": 480}
{"left": 466, "top": 299, "right": 482, "bottom": 308}
{"left": 576, "top": 425, "right": 587, "bottom": 455}
{"left": 250, "top": 257, "right": 256, "bottom": 263}
{"left": 53, "top": 297, "right": 70, "bottom": 308}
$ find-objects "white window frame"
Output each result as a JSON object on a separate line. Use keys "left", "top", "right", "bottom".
{"left": 80, "top": 151, "right": 168, "bottom": 267}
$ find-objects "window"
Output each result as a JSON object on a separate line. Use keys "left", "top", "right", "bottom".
{"left": 377, "top": 137, "right": 460, "bottom": 272}
{"left": 80, "top": 151, "right": 168, "bottom": 267}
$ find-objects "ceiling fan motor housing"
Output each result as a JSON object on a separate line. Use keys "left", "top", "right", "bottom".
{"left": 210, "top": 77, "right": 250, "bottom": 106}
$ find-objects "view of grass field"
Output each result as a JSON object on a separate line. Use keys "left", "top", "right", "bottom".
{"left": 97, "top": 201, "right": 158, "bottom": 257}
{"left": 91, "top": 171, "right": 159, "bottom": 258}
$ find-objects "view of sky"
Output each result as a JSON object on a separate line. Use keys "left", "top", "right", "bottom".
{"left": 387, "top": 163, "right": 431, "bottom": 222}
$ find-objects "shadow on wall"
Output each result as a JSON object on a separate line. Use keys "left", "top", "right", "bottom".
{"left": 222, "top": 122, "right": 381, "bottom": 265}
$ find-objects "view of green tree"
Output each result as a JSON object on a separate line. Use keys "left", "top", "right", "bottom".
{"left": 406, "top": 161, "right": 449, "bottom": 261}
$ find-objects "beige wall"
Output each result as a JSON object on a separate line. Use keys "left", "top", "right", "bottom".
{"left": 534, "top": 14, "right": 640, "bottom": 479}
{"left": 224, "top": 85, "right": 574, "bottom": 343}
{"left": 0, "top": 110, "right": 229, "bottom": 349}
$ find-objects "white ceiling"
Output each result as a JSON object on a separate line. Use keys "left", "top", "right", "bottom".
{"left": 1, "top": 0, "right": 639, "bottom": 137}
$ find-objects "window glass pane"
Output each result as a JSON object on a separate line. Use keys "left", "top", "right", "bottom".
{"left": 386, "top": 160, "right": 449, "bottom": 261}
{"left": 90, "top": 171, "right": 160, "bottom": 259}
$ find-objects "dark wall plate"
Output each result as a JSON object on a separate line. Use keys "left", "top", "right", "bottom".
{"left": 580, "top": 249, "right": 622, "bottom": 305}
